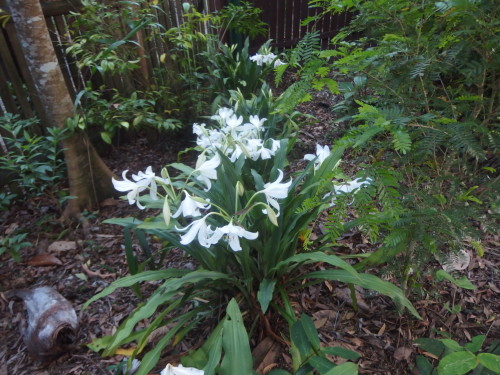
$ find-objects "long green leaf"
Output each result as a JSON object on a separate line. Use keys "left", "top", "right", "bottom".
{"left": 300, "top": 314, "right": 320, "bottom": 351}
{"left": 291, "top": 319, "right": 312, "bottom": 358}
{"left": 83, "top": 269, "right": 188, "bottom": 309}
{"left": 134, "top": 310, "right": 197, "bottom": 375}
{"left": 274, "top": 252, "right": 360, "bottom": 279}
{"left": 104, "top": 271, "right": 233, "bottom": 354}
{"left": 220, "top": 299, "right": 253, "bottom": 375}
{"left": 306, "top": 270, "right": 421, "bottom": 318}
{"left": 324, "top": 362, "right": 358, "bottom": 375}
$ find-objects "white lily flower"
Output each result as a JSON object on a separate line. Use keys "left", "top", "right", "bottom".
{"left": 260, "top": 169, "right": 292, "bottom": 215}
{"left": 250, "top": 53, "right": 264, "bottom": 66}
{"left": 304, "top": 144, "right": 331, "bottom": 170}
{"left": 228, "top": 144, "right": 244, "bottom": 162}
{"left": 274, "top": 59, "right": 286, "bottom": 67}
{"left": 195, "top": 154, "right": 221, "bottom": 191}
{"left": 246, "top": 138, "right": 276, "bottom": 161}
{"left": 211, "top": 107, "right": 234, "bottom": 124}
{"left": 334, "top": 177, "right": 373, "bottom": 195}
{"left": 161, "top": 363, "right": 204, "bottom": 375}
{"left": 112, "top": 166, "right": 168, "bottom": 209}
{"left": 177, "top": 217, "right": 215, "bottom": 248}
{"left": 210, "top": 221, "right": 259, "bottom": 252}
{"left": 223, "top": 114, "right": 245, "bottom": 135}
{"left": 172, "top": 191, "right": 210, "bottom": 218}
{"left": 269, "top": 139, "right": 281, "bottom": 153}
{"left": 248, "top": 115, "right": 266, "bottom": 131}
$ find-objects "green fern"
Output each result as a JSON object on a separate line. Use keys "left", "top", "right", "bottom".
{"left": 447, "top": 122, "right": 486, "bottom": 160}
{"left": 391, "top": 130, "right": 412, "bottom": 154}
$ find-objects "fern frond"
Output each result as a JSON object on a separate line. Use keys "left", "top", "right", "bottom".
{"left": 391, "top": 129, "right": 412, "bottom": 154}
{"left": 447, "top": 122, "right": 486, "bottom": 159}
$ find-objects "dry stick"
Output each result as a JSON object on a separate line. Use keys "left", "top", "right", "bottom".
{"left": 257, "top": 308, "right": 290, "bottom": 346}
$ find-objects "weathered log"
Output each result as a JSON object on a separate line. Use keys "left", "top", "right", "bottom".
{"left": 5, "top": 286, "right": 79, "bottom": 361}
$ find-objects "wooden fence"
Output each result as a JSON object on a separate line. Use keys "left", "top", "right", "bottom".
{"left": 0, "top": 0, "right": 349, "bottom": 122}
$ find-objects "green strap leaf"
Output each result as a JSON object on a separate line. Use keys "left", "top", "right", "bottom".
{"left": 220, "top": 299, "right": 253, "bottom": 375}
{"left": 321, "top": 346, "right": 361, "bottom": 360}
{"left": 324, "top": 362, "right": 358, "bottom": 375}
{"left": 306, "top": 270, "right": 421, "bottom": 319}
{"left": 83, "top": 269, "right": 189, "bottom": 309}
{"left": 435, "top": 270, "right": 476, "bottom": 290}
{"left": 274, "top": 252, "right": 360, "bottom": 279}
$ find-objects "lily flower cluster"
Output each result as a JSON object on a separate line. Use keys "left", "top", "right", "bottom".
{"left": 304, "top": 144, "right": 372, "bottom": 203}
{"left": 194, "top": 107, "right": 280, "bottom": 163}
{"left": 250, "top": 52, "right": 286, "bottom": 68}
{"left": 112, "top": 107, "right": 292, "bottom": 253}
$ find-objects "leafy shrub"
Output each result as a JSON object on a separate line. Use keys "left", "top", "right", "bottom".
{"left": 85, "top": 104, "right": 418, "bottom": 375}
{"left": 0, "top": 114, "right": 67, "bottom": 202}
{"left": 414, "top": 335, "right": 500, "bottom": 375}
{"left": 286, "top": 0, "right": 500, "bottom": 282}
{"left": 0, "top": 232, "right": 31, "bottom": 262}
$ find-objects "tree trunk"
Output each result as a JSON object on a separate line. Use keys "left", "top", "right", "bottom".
{"left": 5, "top": 0, "right": 116, "bottom": 220}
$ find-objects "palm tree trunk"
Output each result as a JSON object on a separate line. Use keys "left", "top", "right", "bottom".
{"left": 6, "top": 0, "right": 116, "bottom": 219}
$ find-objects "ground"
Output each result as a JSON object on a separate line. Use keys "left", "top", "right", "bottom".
{"left": 0, "top": 93, "right": 499, "bottom": 375}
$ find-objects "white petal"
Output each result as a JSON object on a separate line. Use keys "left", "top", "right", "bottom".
{"left": 227, "top": 234, "right": 242, "bottom": 251}
{"left": 161, "top": 363, "right": 204, "bottom": 375}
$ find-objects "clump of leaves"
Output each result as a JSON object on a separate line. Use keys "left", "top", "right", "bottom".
{"left": 414, "top": 335, "right": 500, "bottom": 375}
{"left": 292, "top": 0, "right": 499, "bottom": 283}
{"left": 0, "top": 114, "right": 67, "bottom": 202}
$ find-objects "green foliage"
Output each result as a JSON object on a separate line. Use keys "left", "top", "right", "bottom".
{"left": 299, "top": 0, "right": 499, "bottom": 282}
{"left": 160, "top": 1, "right": 268, "bottom": 120}
{"left": 67, "top": 88, "right": 182, "bottom": 144}
{"left": 66, "top": 0, "right": 185, "bottom": 139}
{"left": 268, "top": 314, "right": 360, "bottom": 375}
{"left": 205, "top": 39, "right": 284, "bottom": 105}
{"left": 210, "top": 0, "right": 267, "bottom": 40}
{"left": 0, "top": 232, "right": 31, "bottom": 262}
{"left": 67, "top": 0, "right": 157, "bottom": 76}
{"left": 0, "top": 114, "right": 67, "bottom": 202}
{"left": 0, "top": 191, "right": 17, "bottom": 211}
{"left": 86, "top": 104, "right": 418, "bottom": 373}
{"left": 414, "top": 335, "right": 500, "bottom": 375}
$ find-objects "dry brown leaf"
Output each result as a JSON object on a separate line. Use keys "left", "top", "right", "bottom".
{"left": 377, "top": 323, "right": 386, "bottom": 336}
{"left": 349, "top": 337, "right": 364, "bottom": 347}
{"left": 26, "top": 253, "right": 63, "bottom": 267}
{"left": 48, "top": 241, "right": 77, "bottom": 253}
{"left": 420, "top": 351, "right": 439, "bottom": 360}
{"left": 394, "top": 346, "right": 413, "bottom": 361}
{"left": 5, "top": 222, "right": 19, "bottom": 235}
{"left": 334, "top": 287, "right": 370, "bottom": 311}
{"left": 82, "top": 263, "right": 114, "bottom": 279}
{"left": 253, "top": 337, "right": 282, "bottom": 375}
{"left": 314, "top": 317, "right": 328, "bottom": 329}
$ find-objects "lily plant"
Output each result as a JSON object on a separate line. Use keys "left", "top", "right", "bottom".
{"left": 86, "top": 106, "right": 420, "bottom": 375}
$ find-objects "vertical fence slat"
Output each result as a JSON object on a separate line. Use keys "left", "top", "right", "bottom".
{"left": 0, "top": 0, "right": 351, "bottom": 121}
{"left": 0, "top": 59, "right": 18, "bottom": 115}
{"left": 0, "top": 27, "right": 35, "bottom": 119}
